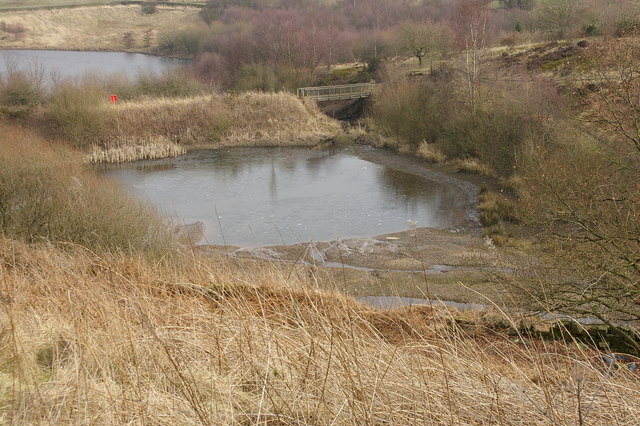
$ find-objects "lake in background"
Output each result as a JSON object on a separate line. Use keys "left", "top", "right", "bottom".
{"left": 0, "top": 49, "right": 184, "bottom": 83}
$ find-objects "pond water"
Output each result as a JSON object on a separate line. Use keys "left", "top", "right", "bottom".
{"left": 0, "top": 49, "right": 183, "bottom": 83}
{"left": 103, "top": 146, "right": 469, "bottom": 247}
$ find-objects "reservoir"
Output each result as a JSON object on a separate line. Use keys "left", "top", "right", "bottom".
{"left": 104, "top": 146, "right": 469, "bottom": 247}
{"left": 0, "top": 49, "right": 183, "bottom": 82}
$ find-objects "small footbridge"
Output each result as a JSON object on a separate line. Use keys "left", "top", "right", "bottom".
{"left": 297, "top": 83, "right": 376, "bottom": 101}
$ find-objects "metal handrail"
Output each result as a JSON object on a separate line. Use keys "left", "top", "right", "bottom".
{"left": 297, "top": 83, "right": 376, "bottom": 101}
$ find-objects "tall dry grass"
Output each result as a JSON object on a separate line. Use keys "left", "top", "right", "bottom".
{"left": 6, "top": 75, "right": 341, "bottom": 162}
{"left": 0, "top": 124, "right": 171, "bottom": 251}
{"left": 86, "top": 136, "right": 186, "bottom": 164}
{"left": 73, "top": 91, "right": 340, "bottom": 162}
{"left": 0, "top": 238, "right": 638, "bottom": 424}
{"left": 109, "top": 92, "right": 341, "bottom": 148}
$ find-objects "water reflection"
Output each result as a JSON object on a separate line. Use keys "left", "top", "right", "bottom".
{"left": 377, "top": 167, "right": 466, "bottom": 228}
{"left": 104, "top": 147, "right": 468, "bottom": 246}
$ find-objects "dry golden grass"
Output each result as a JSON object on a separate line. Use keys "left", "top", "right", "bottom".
{"left": 0, "top": 0, "right": 203, "bottom": 7}
{"left": 103, "top": 92, "right": 341, "bottom": 152}
{"left": 455, "top": 157, "right": 497, "bottom": 177}
{"left": 1, "top": 121, "right": 639, "bottom": 424}
{"left": 0, "top": 238, "right": 638, "bottom": 424}
{"left": 0, "top": 4, "right": 199, "bottom": 50}
{"left": 417, "top": 141, "right": 446, "bottom": 163}
{"left": 87, "top": 136, "right": 186, "bottom": 163}
{"left": 39, "top": 88, "right": 341, "bottom": 162}
{"left": 0, "top": 0, "right": 115, "bottom": 8}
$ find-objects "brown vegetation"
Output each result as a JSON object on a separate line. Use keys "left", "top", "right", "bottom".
{"left": 86, "top": 136, "right": 186, "bottom": 164}
{"left": 1, "top": 237, "right": 639, "bottom": 423}
{"left": 416, "top": 141, "right": 446, "bottom": 163}
{"left": 0, "top": 73, "right": 341, "bottom": 162}
{"left": 0, "top": 5, "right": 198, "bottom": 51}
{"left": 512, "top": 39, "right": 640, "bottom": 328}
{"left": 2, "top": 2, "right": 640, "bottom": 420}
{"left": 107, "top": 92, "right": 341, "bottom": 150}
{"left": 0, "top": 124, "right": 171, "bottom": 251}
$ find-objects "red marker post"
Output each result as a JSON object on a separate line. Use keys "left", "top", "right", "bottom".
{"left": 109, "top": 94, "right": 118, "bottom": 104}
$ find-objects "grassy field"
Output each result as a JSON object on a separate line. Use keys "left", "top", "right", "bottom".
{"left": 0, "top": 234, "right": 638, "bottom": 423}
{"left": 0, "top": 0, "right": 116, "bottom": 7}
{"left": 0, "top": 4, "right": 199, "bottom": 51}
{"left": 0, "top": 0, "right": 204, "bottom": 8}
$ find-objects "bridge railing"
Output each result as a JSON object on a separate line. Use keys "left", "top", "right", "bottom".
{"left": 297, "top": 83, "right": 375, "bottom": 101}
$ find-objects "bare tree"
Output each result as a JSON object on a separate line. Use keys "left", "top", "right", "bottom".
{"left": 398, "top": 21, "right": 451, "bottom": 69}
{"left": 519, "top": 39, "right": 640, "bottom": 343}
{"left": 455, "top": 0, "right": 489, "bottom": 115}
{"left": 534, "top": 0, "right": 582, "bottom": 39}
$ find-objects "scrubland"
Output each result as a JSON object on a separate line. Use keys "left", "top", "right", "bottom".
{"left": 1, "top": 79, "right": 639, "bottom": 423}
{"left": 3, "top": 121, "right": 639, "bottom": 423}
{"left": 2, "top": 1, "right": 640, "bottom": 421}
{"left": 0, "top": 124, "right": 171, "bottom": 250}
{"left": 1, "top": 234, "right": 640, "bottom": 424}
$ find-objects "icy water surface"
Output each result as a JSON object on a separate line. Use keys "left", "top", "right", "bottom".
{"left": 104, "top": 146, "right": 468, "bottom": 246}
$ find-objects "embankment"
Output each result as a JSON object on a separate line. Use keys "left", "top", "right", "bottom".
{"left": 44, "top": 91, "right": 342, "bottom": 163}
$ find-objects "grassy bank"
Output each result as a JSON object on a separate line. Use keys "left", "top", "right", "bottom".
{"left": 0, "top": 237, "right": 638, "bottom": 423}
{"left": 0, "top": 69, "right": 342, "bottom": 162}
{"left": 0, "top": 4, "right": 198, "bottom": 51}
{"left": 107, "top": 92, "right": 341, "bottom": 149}
{"left": 0, "top": 123, "right": 171, "bottom": 251}
{"left": 56, "top": 91, "right": 341, "bottom": 163}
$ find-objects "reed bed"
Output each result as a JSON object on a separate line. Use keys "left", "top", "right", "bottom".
{"left": 87, "top": 136, "right": 186, "bottom": 163}
{"left": 0, "top": 237, "right": 638, "bottom": 424}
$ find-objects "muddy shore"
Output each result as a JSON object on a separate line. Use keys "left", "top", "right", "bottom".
{"left": 200, "top": 146, "right": 533, "bottom": 306}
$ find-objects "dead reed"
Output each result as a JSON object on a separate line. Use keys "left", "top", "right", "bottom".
{"left": 455, "top": 157, "right": 497, "bottom": 177}
{"left": 417, "top": 141, "right": 447, "bottom": 163}
{"left": 0, "top": 237, "right": 638, "bottom": 424}
{"left": 87, "top": 136, "right": 186, "bottom": 164}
